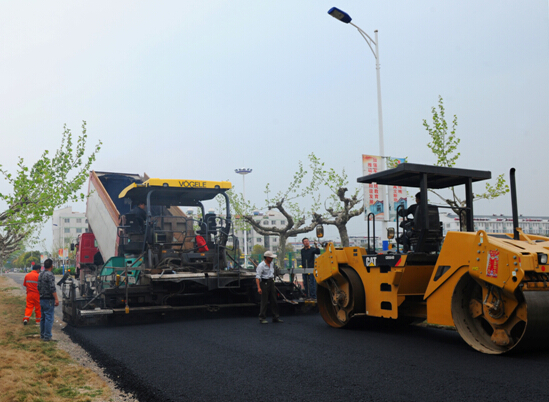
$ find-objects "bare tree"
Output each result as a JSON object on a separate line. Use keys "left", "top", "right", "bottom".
{"left": 231, "top": 160, "right": 321, "bottom": 264}
{"left": 309, "top": 153, "right": 364, "bottom": 247}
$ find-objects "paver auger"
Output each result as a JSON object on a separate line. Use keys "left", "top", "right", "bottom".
{"left": 314, "top": 163, "right": 549, "bottom": 354}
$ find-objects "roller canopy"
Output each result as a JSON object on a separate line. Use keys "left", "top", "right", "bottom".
{"left": 357, "top": 163, "right": 491, "bottom": 189}
{"left": 119, "top": 178, "right": 232, "bottom": 207}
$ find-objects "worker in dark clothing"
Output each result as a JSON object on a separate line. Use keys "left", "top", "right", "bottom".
{"left": 400, "top": 192, "right": 421, "bottom": 219}
{"left": 130, "top": 201, "right": 147, "bottom": 221}
{"left": 129, "top": 201, "right": 147, "bottom": 232}
{"left": 397, "top": 192, "right": 421, "bottom": 252}
{"left": 93, "top": 251, "right": 104, "bottom": 266}
{"left": 38, "top": 259, "right": 59, "bottom": 341}
{"left": 301, "top": 238, "right": 320, "bottom": 299}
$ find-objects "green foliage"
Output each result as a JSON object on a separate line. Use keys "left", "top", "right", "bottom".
{"left": 251, "top": 244, "right": 267, "bottom": 255}
{"left": 308, "top": 153, "right": 364, "bottom": 247}
{"left": 229, "top": 159, "right": 321, "bottom": 259}
{"left": 475, "top": 173, "right": 509, "bottom": 200}
{"left": 387, "top": 156, "right": 408, "bottom": 169}
{"left": 0, "top": 121, "right": 101, "bottom": 262}
{"left": 309, "top": 152, "right": 356, "bottom": 212}
{"left": 423, "top": 95, "right": 460, "bottom": 168}
{"left": 423, "top": 96, "right": 509, "bottom": 218}
{"left": 12, "top": 250, "right": 40, "bottom": 268}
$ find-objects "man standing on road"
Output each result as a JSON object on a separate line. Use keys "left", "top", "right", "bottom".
{"left": 300, "top": 238, "right": 320, "bottom": 300}
{"left": 255, "top": 251, "right": 283, "bottom": 324}
{"left": 23, "top": 263, "right": 41, "bottom": 325}
{"left": 38, "top": 259, "right": 59, "bottom": 342}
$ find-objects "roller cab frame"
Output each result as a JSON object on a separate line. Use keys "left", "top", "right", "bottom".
{"left": 314, "top": 163, "right": 549, "bottom": 354}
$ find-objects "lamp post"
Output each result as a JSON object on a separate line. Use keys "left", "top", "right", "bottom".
{"left": 328, "top": 7, "right": 390, "bottom": 240}
{"left": 235, "top": 168, "right": 252, "bottom": 267}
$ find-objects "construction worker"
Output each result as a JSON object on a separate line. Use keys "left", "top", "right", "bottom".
{"left": 301, "top": 238, "right": 320, "bottom": 300}
{"left": 38, "top": 259, "right": 59, "bottom": 342}
{"left": 23, "top": 263, "right": 41, "bottom": 325}
{"left": 255, "top": 251, "right": 283, "bottom": 324}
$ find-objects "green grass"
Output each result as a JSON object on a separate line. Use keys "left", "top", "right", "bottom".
{"left": 0, "top": 276, "right": 111, "bottom": 401}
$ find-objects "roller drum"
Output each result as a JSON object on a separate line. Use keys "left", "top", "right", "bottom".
{"left": 452, "top": 274, "right": 549, "bottom": 354}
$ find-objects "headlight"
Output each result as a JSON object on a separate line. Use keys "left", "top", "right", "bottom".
{"left": 538, "top": 253, "right": 548, "bottom": 265}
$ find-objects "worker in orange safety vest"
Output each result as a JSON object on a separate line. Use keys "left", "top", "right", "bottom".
{"left": 23, "top": 263, "right": 42, "bottom": 325}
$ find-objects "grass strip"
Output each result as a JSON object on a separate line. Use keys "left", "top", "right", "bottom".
{"left": 0, "top": 276, "right": 112, "bottom": 402}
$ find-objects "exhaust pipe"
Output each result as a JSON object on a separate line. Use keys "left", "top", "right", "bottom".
{"left": 510, "top": 168, "right": 519, "bottom": 240}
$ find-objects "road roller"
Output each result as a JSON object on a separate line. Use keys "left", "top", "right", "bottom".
{"left": 314, "top": 163, "right": 549, "bottom": 354}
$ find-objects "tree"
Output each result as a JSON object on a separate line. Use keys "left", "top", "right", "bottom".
{"left": 231, "top": 161, "right": 321, "bottom": 264}
{"left": 423, "top": 96, "right": 509, "bottom": 227}
{"left": 251, "top": 244, "right": 267, "bottom": 256}
{"left": 308, "top": 153, "right": 365, "bottom": 247}
{"left": 13, "top": 250, "right": 40, "bottom": 268}
{"left": 0, "top": 121, "right": 101, "bottom": 267}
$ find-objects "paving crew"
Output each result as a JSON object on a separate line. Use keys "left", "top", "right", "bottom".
{"left": 23, "top": 263, "right": 41, "bottom": 325}
{"left": 38, "top": 259, "right": 59, "bottom": 342}
{"left": 255, "top": 251, "right": 283, "bottom": 324}
{"left": 301, "top": 238, "right": 320, "bottom": 300}
{"left": 129, "top": 201, "right": 147, "bottom": 232}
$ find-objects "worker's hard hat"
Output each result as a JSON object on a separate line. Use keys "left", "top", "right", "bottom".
{"left": 264, "top": 251, "right": 277, "bottom": 258}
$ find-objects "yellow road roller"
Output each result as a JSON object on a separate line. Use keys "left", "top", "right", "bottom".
{"left": 314, "top": 163, "right": 549, "bottom": 354}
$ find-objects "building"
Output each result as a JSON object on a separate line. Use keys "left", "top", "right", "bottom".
{"left": 233, "top": 209, "right": 289, "bottom": 253}
{"left": 52, "top": 207, "right": 89, "bottom": 251}
{"left": 440, "top": 212, "right": 549, "bottom": 236}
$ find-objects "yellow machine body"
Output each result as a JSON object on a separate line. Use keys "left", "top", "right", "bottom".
{"left": 314, "top": 163, "right": 549, "bottom": 354}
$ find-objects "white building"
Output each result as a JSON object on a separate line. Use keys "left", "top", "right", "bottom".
{"left": 440, "top": 212, "right": 549, "bottom": 236}
{"left": 233, "top": 209, "right": 290, "bottom": 253}
{"left": 52, "top": 207, "right": 89, "bottom": 250}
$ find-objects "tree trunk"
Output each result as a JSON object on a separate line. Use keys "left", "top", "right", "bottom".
{"left": 337, "top": 224, "right": 350, "bottom": 247}
{"left": 277, "top": 234, "right": 288, "bottom": 269}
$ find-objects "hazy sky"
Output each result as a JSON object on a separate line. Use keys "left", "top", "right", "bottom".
{"left": 1, "top": 1, "right": 548, "bottom": 249}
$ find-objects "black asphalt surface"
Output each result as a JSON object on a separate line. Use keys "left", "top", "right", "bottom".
{"left": 8, "top": 273, "right": 549, "bottom": 402}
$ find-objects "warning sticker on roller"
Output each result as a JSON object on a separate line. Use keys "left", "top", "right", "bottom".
{"left": 486, "top": 250, "right": 499, "bottom": 278}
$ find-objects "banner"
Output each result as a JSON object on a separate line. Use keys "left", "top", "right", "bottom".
{"left": 362, "top": 155, "right": 408, "bottom": 222}
{"left": 362, "top": 155, "right": 384, "bottom": 220}
{"left": 388, "top": 158, "right": 408, "bottom": 222}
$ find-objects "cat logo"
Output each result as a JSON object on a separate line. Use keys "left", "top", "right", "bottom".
{"left": 365, "top": 257, "right": 377, "bottom": 266}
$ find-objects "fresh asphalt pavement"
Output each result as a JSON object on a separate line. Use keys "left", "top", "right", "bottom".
{"left": 8, "top": 273, "right": 549, "bottom": 402}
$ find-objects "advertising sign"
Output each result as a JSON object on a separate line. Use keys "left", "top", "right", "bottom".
{"left": 362, "top": 155, "right": 407, "bottom": 222}
{"left": 362, "top": 155, "right": 384, "bottom": 220}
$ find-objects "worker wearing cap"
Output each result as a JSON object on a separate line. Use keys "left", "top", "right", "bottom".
{"left": 23, "top": 263, "right": 42, "bottom": 325}
{"left": 255, "top": 251, "right": 283, "bottom": 324}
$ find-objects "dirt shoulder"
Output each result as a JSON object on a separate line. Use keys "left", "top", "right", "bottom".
{"left": 0, "top": 274, "right": 138, "bottom": 402}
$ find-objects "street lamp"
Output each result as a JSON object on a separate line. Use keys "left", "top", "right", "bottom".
{"left": 235, "top": 168, "right": 252, "bottom": 267}
{"left": 328, "top": 7, "right": 390, "bottom": 240}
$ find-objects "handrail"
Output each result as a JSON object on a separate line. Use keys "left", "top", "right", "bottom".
{"left": 367, "top": 212, "right": 375, "bottom": 254}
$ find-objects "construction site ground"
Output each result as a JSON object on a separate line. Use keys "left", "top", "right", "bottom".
{"left": 5, "top": 272, "right": 549, "bottom": 402}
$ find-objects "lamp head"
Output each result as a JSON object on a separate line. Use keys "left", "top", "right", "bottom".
{"left": 328, "top": 7, "right": 352, "bottom": 23}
